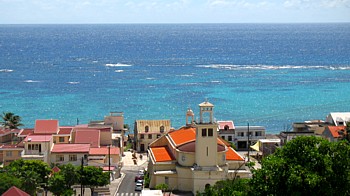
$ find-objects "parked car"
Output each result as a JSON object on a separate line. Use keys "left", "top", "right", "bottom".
{"left": 136, "top": 179, "right": 144, "bottom": 185}
{"left": 138, "top": 169, "right": 145, "bottom": 176}
{"left": 135, "top": 174, "right": 144, "bottom": 182}
{"left": 135, "top": 182, "right": 143, "bottom": 191}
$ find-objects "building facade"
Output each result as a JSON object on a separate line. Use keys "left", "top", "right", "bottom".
{"left": 147, "top": 101, "right": 250, "bottom": 195}
{"left": 134, "top": 119, "right": 171, "bottom": 152}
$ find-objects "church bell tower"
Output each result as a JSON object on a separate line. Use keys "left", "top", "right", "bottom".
{"left": 195, "top": 100, "right": 218, "bottom": 167}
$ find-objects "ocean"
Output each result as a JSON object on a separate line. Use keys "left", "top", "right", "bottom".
{"left": 0, "top": 23, "right": 349, "bottom": 133}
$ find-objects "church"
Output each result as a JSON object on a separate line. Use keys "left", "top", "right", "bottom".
{"left": 147, "top": 101, "right": 251, "bottom": 194}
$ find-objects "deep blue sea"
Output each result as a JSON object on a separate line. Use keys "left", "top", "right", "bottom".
{"left": 0, "top": 24, "right": 350, "bottom": 133}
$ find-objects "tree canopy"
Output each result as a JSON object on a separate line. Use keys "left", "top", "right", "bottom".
{"left": 249, "top": 136, "right": 350, "bottom": 196}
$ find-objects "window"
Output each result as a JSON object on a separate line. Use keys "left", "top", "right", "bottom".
{"left": 145, "top": 126, "right": 149, "bottom": 133}
{"left": 18, "top": 151, "right": 22, "bottom": 156}
{"left": 237, "top": 132, "right": 244, "bottom": 137}
{"left": 69, "top": 154, "right": 77, "bottom": 161}
{"left": 56, "top": 155, "right": 64, "bottom": 162}
{"left": 157, "top": 134, "right": 161, "bottom": 138}
{"left": 148, "top": 134, "right": 152, "bottom": 139}
{"left": 255, "top": 131, "right": 262, "bottom": 136}
{"left": 224, "top": 125, "right": 229, "bottom": 131}
{"left": 221, "top": 136, "right": 225, "bottom": 140}
{"left": 228, "top": 136, "right": 232, "bottom": 141}
{"left": 208, "top": 128, "right": 213, "bottom": 137}
{"left": 59, "top": 137, "right": 65, "bottom": 143}
{"left": 6, "top": 151, "right": 12, "bottom": 157}
{"left": 140, "top": 134, "right": 144, "bottom": 139}
{"left": 202, "top": 128, "right": 207, "bottom": 137}
{"left": 28, "top": 144, "right": 39, "bottom": 151}
{"left": 181, "top": 155, "right": 186, "bottom": 162}
{"left": 160, "top": 126, "right": 164, "bottom": 133}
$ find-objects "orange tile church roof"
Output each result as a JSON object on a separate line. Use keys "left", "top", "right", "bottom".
{"left": 168, "top": 127, "right": 196, "bottom": 146}
{"left": 150, "top": 146, "right": 175, "bottom": 162}
{"left": 226, "top": 147, "right": 244, "bottom": 161}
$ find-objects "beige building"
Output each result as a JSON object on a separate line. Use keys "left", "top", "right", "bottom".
{"left": 135, "top": 119, "right": 171, "bottom": 152}
{"left": 0, "top": 144, "right": 24, "bottom": 166}
{"left": 147, "top": 101, "right": 250, "bottom": 195}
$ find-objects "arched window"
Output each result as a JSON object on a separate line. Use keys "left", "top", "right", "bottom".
{"left": 224, "top": 125, "right": 229, "bottom": 131}
{"left": 145, "top": 126, "right": 149, "bottom": 133}
{"left": 160, "top": 126, "right": 164, "bottom": 133}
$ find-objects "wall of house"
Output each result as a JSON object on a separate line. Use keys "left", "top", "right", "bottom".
{"left": 50, "top": 153, "right": 87, "bottom": 166}
{"left": 53, "top": 135, "right": 70, "bottom": 144}
{"left": 100, "top": 130, "right": 112, "bottom": 146}
{"left": 217, "top": 151, "right": 226, "bottom": 166}
{"left": 227, "top": 160, "right": 245, "bottom": 170}
{"left": 104, "top": 114, "right": 124, "bottom": 131}
{"left": 3, "top": 149, "right": 23, "bottom": 166}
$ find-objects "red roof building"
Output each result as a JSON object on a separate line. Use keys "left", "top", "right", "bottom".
{"left": 51, "top": 144, "right": 90, "bottom": 153}
{"left": 147, "top": 101, "right": 250, "bottom": 195}
{"left": 34, "top": 120, "right": 59, "bottom": 134}
{"left": 2, "top": 186, "right": 30, "bottom": 196}
{"left": 322, "top": 126, "right": 346, "bottom": 142}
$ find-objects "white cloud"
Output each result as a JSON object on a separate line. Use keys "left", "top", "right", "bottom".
{"left": 283, "top": 0, "right": 350, "bottom": 8}
{"left": 208, "top": 0, "right": 273, "bottom": 8}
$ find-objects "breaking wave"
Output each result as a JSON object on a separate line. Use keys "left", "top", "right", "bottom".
{"left": 0, "top": 69, "right": 13, "bottom": 72}
{"left": 105, "top": 63, "right": 132, "bottom": 67}
{"left": 24, "top": 80, "right": 40, "bottom": 83}
{"left": 197, "top": 64, "right": 350, "bottom": 70}
{"left": 67, "top": 81, "right": 80, "bottom": 84}
{"left": 115, "top": 70, "right": 124, "bottom": 73}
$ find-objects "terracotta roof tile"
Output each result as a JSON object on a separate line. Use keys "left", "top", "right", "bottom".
{"left": 226, "top": 147, "right": 244, "bottom": 161}
{"left": 34, "top": 119, "right": 59, "bottom": 134}
{"left": 89, "top": 147, "right": 120, "bottom": 155}
{"left": 74, "top": 129, "right": 100, "bottom": 147}
{"left": 51, "top": 144, "right": 90, "bottom": 153}
{"left": 2, "top": 186, "right": 30, "bottom": 196}
{"left": 150, "top": 146, "right": 175, "bottom": 162}
{"left": 58, "top": 127, "right": 73, "bottom": 135}
{"left": 327, "top": 126, "right": 346, "bottom": 138}
{"left": 169, "top": 127, "right": 196, "bottom": 146}
{"left": 18, "top": 129, "right": 34, "bottom": 137}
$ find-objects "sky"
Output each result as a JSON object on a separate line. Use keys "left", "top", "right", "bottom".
{"left": 0, "top": 0, "right": 349, "bottom": 24}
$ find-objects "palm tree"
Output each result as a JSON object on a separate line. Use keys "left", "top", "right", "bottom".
{"left": 0, "top": 112, "right": 24, "bottom": 129}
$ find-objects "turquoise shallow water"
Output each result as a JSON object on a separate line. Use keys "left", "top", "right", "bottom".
{"left": 0, "top": 24, "right": 350, "bottom": 133}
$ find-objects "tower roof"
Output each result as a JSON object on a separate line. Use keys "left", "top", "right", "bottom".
{"left": 199, "top": 101, "right": 214, "bottom": 107}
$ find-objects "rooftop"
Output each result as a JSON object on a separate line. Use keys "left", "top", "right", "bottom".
{"left": 24, "top": 134, "right": 52, "bottom": 142}
{"left": 89, "top": 147, "right": 120, "bottom": 155}
{"left": 150, "top": 146, "right": 176, "bottom": 162}
{"left": 34, "top": 119, "right": 59, "bottom": 134}
{"left": 51, "top": 143, "right": 90, "bottom": 153}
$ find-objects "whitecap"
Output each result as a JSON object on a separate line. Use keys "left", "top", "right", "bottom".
{"left": 0, "top": 69, "right": 13, "bottom": 72}
{"left": 24, "top": 80, "right": 40, "bottom": 83}
{"left": 146, "top": 77, "right": 155, "bottom": 80}
{"left": 211, "top": 80, "right": 221, "bottom": 83}
{"left": 178, "top": 74, "right": 194, "bottom": 77}
{"left": 105, "top": 63, "right": 132, "bottom": 67}
{"left": 67, "top": 82, "right": 79, "bottom": 84}
{"left": 115, "top": 70, "right": 124, "bottom": 73}
{"left": 197, "top": 64, "right": 350, "bottom": 71}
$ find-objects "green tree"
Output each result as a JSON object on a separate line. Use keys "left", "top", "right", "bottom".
{"left": 197, "top": 179, "right": 250, "bottom": 196}
{"left": 0, "top": 112, "right": 24, "bottom": 129}
{"left": 6, "top": 159, "right": 51, "bottom": 195}
{"left": 155, "top": 183, "right": 169, "bottom": 192}
{"left": 249, "top": 136, "right": 350, "bottom": 196}
{"left": 0, "top": 172, "right": 22, "bottom": 194}
{"left": 48, "top": 173, "right": 67, "bottom": 196}
{"left": 59, "top": 164, "right": 79, "bottom": 189}
{"left": 80, "top": 166, "right": 109, "bottom": 195}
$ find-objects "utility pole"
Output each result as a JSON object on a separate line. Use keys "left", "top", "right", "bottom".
{"left": 247, "top": 122, "right": 250, "bottom": 162}
{"left": 81, "top": 157, "right": 83, "bottom": 196}
{"left": 108, "top": 145, "right": 111, "bottom": 182}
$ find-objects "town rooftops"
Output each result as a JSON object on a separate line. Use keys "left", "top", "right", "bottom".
{"left": 0, "top": 128, "right": 21, "bottom": 135}
{"left": 89, "top": 147, "right": 120, "bottom": 155}
{"left": 51, "top": 143, "right": 90, "bottom": 153}
{"left": 0, "top": 144, "right": 24, "bottom": 150}
{"left": 24, "top": 134, "right": 52, "bottom": 142}
{"left": 135, "top": 119, "right": 171, "bottom": 133}
{"left": 2, "top": 186, "right": 30, "bottom": 196}
{"left": 34, "top": 119, "right": 59, "bottom": 134}
{"left": 326, "top": 112, "right": 350, "bottom": 126}
{"left": 150, "top": 146, "right": 176, "bottom": 162}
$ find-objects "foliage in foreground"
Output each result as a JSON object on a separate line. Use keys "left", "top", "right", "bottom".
{"left": 0, "top": 112, "right": 24, "bottom": 129}
{"left": 198, "top": 136, "right": 350, "bottom": 196}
